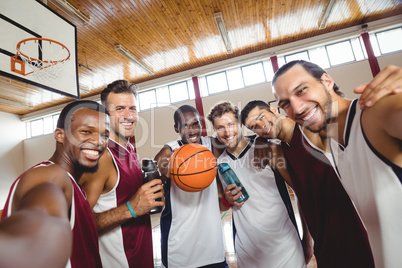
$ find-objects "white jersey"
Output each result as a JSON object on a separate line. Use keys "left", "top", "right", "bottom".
{"left": 160, "top": 136, "right": 226, "bottom": 268}
{"left": 218, "top": 139, "right": 305, "bottom": 268}
{"left": 330, "top": 99, "right": 402, "bottom": 268}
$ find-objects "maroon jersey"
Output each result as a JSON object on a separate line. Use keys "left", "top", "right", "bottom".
{"left": 1, "top": 161, "right": 102, "bottom": 268}
{"left": 281, "top": 126, "right": 374, "bottom": 268}
{"left": 93, "top": 139, "right": 153, "bottom": 268}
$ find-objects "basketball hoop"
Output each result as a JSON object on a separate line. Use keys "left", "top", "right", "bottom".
{"left": 11, "top": 38, "right": 70, "bottom": 80}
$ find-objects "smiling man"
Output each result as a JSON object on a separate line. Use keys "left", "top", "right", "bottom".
{"left": 1, "top": 100, "right": 109, "bottom": 267}
{"left": 80, "top": 80, "right": 164, "bottom": 268}
{"left": 154, "top": 104, "right": 228, "bottom": 268}
{"left": 272, "top": 60, "right": 402, "bottom": 267}
{"left": 241, "top": 100, "right": 374, "bottom": 267}
{"left": 208, "top": 101, "right": 308, "bottom": 268}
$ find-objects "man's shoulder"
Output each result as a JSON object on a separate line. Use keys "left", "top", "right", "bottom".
{"left": 15, "top": 163, "right": 72, "bottom": 200}
{"left": 23, "top": 162, "right": 68, "bottom": 180}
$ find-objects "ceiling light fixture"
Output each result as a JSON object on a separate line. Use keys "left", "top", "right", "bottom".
{"left": 114, "top": 44, "right": 154, "bottom": 76}
{"left": 214, "top": 12, "right": 233, "bottom": 54}
{"left": 48, "top": 0, "right": 90, "bottom": 26}
{"left": 318, "top": 0, "right": 336, "bottom": 30}
{"left": 0, "top": 98, "right": 32, "bottom": 108}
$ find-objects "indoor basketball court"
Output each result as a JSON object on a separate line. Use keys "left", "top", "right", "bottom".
{"left": 0, "top": 0, "right": 402, "bottom": 267}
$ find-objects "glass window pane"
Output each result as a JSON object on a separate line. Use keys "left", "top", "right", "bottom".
{"left": 242, "top": 63, "right": 266, "bottom": 86}
{"left": 277, "top": 56, "right": 286, "bottom": 68}
{"left": 309, "top": 46, "right": 330, "bottom": 68}
{"left": 26, "top": 122, "right": 31, "bottom": 139}
{"left": 263, "top": 60, "right": 274, "bottom": 82}
{"left": 206, "top": 72, "right": 228, "bottom": 94}
{"left": 351, "top": 38, "right": 365, "bottom": 61}
{"left": 53, "top": 114, "right": 59, "bottom": 129}
{"left": 326, "top": 40, "right": 355, "bottom": 66}
{"left": 156, "top": 86, "right": 170, "bottom": 107}
{"left": 43, "top": 116, "right": 54, "bottom": 134}
{"left": 376, "top": 28, "right": 402, "bottom": 54}
{"left": 187, "top": 79, "right": 195, "bottom": 99}
{"left": 138, "top": 90, "right": 157, "bottom": 111}
{"left": 226, "top": 68, "right": 244, "bottom": 90}
{"left": 198, "top": 77, "right": 209, "bottom": 97}
{"left": 285, "top": 51, "right": 309, "bottom": 63}
{"left": 169, "top": 81, "right": 189, "bottom": 103}
{"left": 369, "top": 34, "right": 381, "bottom": 57}
{"left": 31, "top": 118, "right": 43, "bottom": 137}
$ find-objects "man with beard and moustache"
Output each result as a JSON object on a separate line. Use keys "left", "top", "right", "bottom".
{"left": 154, "top": 104, "right": 229, "bottom": 268}
{"left": 80, "top": 80, "right": 164, "bottom": 268}
{"left": 207, "top": 101, "right": 309, "bottom": 268}
{"left": 1, "top": 100, "right": 109, "bottom": 267}
{"left": 271, "top": 60, "right": 402, "bottom": 267}
{"left": 241, "top": 100, "right": 374, "bottom": 267}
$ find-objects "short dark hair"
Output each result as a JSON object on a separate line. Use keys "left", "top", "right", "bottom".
{"left": 207, "top": 101, "right": 239, "bottom": 125}
{"left": 57, "top": 100, "right": 109, "bottom": 129}
{"left": 240, "top": 100, "right": 271, "bottom": 125}
{"left": 173, "top": 105, "right": 199, "bottom": 126}
{"left": 100, "top": 80, "right": 138, "bottom": 106}
{"left": 173, "top": 104, "right": 200, "bottom": 126}
{"left": 272, "top": 60, "right": 344, "bottom": 97}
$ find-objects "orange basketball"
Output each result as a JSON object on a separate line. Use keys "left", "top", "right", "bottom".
{"left": 169, "top": 143, "right": 217, "bottom": 192}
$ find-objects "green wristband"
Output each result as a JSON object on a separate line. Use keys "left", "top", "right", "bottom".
{"left": 126, "top": 201, "right": 137, "bottom": 218}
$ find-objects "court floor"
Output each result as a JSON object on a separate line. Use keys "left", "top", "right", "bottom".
{"left": 150, "top": 189, "right": 317, "bottom": 268}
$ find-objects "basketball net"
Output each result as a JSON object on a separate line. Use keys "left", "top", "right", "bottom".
{"left": 11, "top": 38, "right": 70, "bottom": 80}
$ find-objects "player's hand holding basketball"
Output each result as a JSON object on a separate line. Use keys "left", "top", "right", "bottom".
{"left": 128, "top": 179, "right": 165, "bottom": 216}
{"left": 169, "top": 144, "right": 217, "bottom": 192}
{"left": 224, "top": 184, "right": 245, "bottom": 207}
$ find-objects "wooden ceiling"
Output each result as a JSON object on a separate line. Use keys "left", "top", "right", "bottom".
{"left": 1, "top": 0, "right": 401, "bottom": 116}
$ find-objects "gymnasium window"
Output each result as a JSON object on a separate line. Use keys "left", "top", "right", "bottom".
{"left": 169, "top": 81, "right": 190, "bottom": 103}
{"left": 198, "top": 77, "right": 210, "bottom": 97}
{"left": 308, "top": 46, "right": 331, "bottom": 68}
{"left": 241, "top": 62, "right": 266, "bottom": 86}
{"left": 138, "top": 89, "right": 157, "bottom": 111}
{"left": 226, "top": 68, "right": 244, "bottom": 90}
{"left": 285, "top": 51, "right": 310, "bottom": 63}
{"left": 156, "top": 86, "right": 170, "bottom": 107}
{"left": 206, "top": 72, "right": 229, "bottom": 94}
{"left": 374, "top": 27, "right": 402, "bottom": 55}
{"left": 326, "top": 40, "right": 357, "bottom": 66}
{"left": 137, "top": 60, "right": 272, "bottom": 111}
{"left": 26, "top": 113, "right": 59, "bottom": 139}
{"left": 263, "top": 60, "right": 275, "bottom": 82}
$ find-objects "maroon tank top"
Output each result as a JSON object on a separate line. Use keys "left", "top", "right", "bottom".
{"left": 108, "top": 139, "right": 153, "bottom": 268}
{"left": 281, "top": 126, "right": 374, "bottom": 267}
{"left": 1, "top": 161, "right": 102, "bottom": 267}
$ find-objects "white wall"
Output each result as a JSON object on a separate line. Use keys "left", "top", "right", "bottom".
{"left": 23, "top": 134, "right": 55, "bottom": 170}
{"left": 0, "top": 112, "right": 25, "bottom": 208}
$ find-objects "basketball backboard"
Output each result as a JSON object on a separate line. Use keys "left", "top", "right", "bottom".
{"left": 0, "top": 0, "right": 79, "bottom": 99}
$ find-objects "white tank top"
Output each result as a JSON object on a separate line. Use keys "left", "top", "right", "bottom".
{"left": 218, "top": 139, "right": 305, "bottom": 268}
{"left": 160, "top": 136, "right": 225, "bottom": 268}
{"left": 330, "top": 99, "right": 402, "bottom": 268}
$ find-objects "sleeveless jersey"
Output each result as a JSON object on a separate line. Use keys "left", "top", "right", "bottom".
{"left": 217, "top": 139, "right": 305, "bottom": 268}
{"left": 1, "top": 161, "right": 102, "bottom": 268}
{"left": 93, "top": 139, "right": 153, "bottom": 268}
{"left": 160, "top": 136, "right": 226, "bottom": 268}
{"left": 329, "top": 99, "right": 402, "bottom": 268}
{"left": 282, "top": 125, "right": 374, "bottom": 267}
